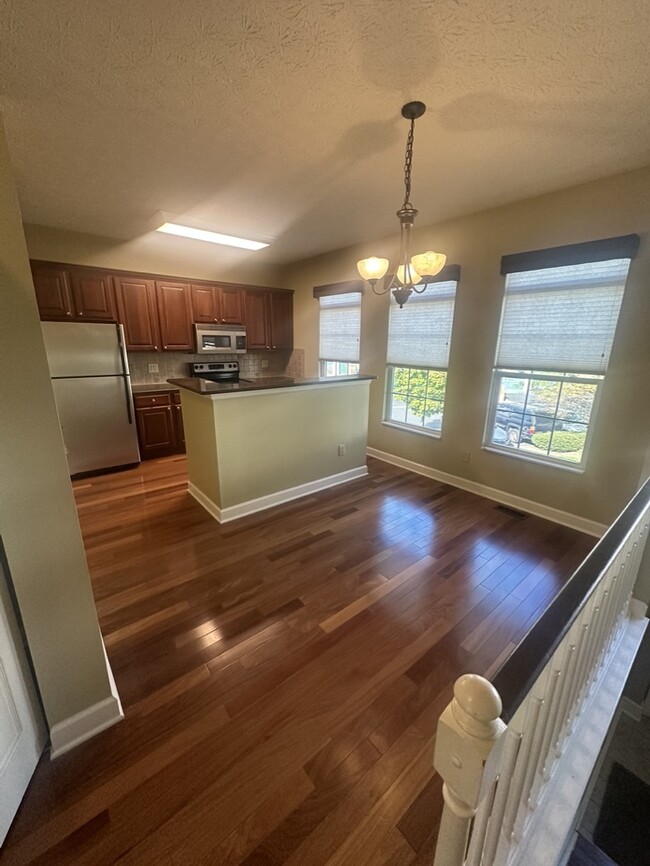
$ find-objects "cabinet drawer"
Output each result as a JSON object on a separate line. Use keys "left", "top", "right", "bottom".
{"left": 172, "top": 392, "right": 182, "bottom": 405}
{"left": 134, "top": 394, "right": 172, "bottom": 408}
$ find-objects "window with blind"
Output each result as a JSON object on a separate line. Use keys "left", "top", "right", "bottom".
{"left": 485, "top": 234, "right": 639, "bottom": 468}
{"left": 318, "top": 291, "right": 361, "bottom": 377}
{"left": 384, "top": 272, "right": 459, "bottom": 437}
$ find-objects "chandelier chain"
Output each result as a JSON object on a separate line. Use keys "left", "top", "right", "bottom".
{"left": 403, "top": 118, "right": 416, "bottom": 209}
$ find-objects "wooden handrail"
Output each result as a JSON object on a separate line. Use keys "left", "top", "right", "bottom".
{"left": 492, "top": 477, "right": 650, "bottom": 723}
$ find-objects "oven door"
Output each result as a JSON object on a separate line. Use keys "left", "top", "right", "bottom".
{"left": 195, "top": 327, "right": 235, "bottom": 354}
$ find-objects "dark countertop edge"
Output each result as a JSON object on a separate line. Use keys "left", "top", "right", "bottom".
{"left": 167, "top": 374, "right": 376, "bottom": 396}
{"left": 131, "top": 383, "right": 180, "bottom": 393}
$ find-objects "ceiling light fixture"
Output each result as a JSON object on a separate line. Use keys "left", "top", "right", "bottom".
{"left": 156, "top": 222, "right": 269, "bottom": 251}
{"left": 357, "top": 101, "right": 446, "bottom": 308}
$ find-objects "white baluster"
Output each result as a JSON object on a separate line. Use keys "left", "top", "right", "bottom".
{"left": 434, "top": 675, "right": 505, "bottom": 866}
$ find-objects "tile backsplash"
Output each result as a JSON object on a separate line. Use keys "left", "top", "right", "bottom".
{"left": 128, "top": 349, "right": 305, "bottom": 385}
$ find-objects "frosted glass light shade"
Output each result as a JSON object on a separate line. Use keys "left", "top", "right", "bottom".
{"left": 411, "top": 251, "right": 447, "bottom": 277}
{"left": 397, "top": 263, "right": 421, "bottom": 285}
{"left": 357, "top": 256, "right": 389, "bottom": 281}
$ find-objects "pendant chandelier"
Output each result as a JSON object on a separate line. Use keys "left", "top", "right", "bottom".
{"left": 357, "top": 101, "right": 446, "bottom": 308}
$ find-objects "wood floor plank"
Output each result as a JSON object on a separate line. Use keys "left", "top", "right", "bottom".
{"left": 0, "top": 455, "right": 595, "bottom": 865}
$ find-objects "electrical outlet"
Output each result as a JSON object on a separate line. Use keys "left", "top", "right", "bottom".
{"left": 261, "top": 360, "right": 269, "bottom": 369}
{"left": 148, "top": 363, "right": 159, "bottom": 373}
{"left": 338, "top": 444, "right": 346, "bottom": 456}
{"left": 462, "top": 451, "right": 471, "bottom": 464}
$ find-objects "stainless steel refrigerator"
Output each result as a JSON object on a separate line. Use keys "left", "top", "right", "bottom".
{"left": 41, "top": 322, "right": 140, "bottom": 476}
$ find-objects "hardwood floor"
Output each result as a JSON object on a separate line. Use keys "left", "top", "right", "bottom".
{"left": 1, "top": 456, "right": 595, "bottom": 865}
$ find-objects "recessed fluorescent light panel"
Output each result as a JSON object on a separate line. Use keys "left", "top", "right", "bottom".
{"left": 156, "top": 222, "right": 269, "bottom": 251}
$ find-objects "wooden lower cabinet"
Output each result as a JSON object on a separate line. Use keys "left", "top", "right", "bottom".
{"left": 134, "top": 391, "right": 185, "bottom": 459}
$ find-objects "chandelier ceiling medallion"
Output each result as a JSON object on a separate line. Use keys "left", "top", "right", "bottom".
{"left": 357, "top": 101, "right": 446, "bottom": 308}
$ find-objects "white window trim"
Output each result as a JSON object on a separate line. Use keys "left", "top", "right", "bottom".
{"left": 482, "top": 368, "right": 604, "bottom": 471}
{"left": 383, "top": 364, "right": 447, "bottom": 439}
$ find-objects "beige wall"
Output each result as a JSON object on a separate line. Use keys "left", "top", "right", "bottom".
{"left": 0, "top": 120, "right": 114, "bottom": 728}
{"left": 24, "top": 223, "right": 284, "bottom": 287}
{"left": 281, "top": 166, "right": 650, "bottom": 527}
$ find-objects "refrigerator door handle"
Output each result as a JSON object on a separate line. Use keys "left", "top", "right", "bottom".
{"left": 123, "top": 377, "right": 134, "bottom": 425}
{"left": 116, "top": 325, "right": 135, "bottom": 425}
{"left": 116, "top": 324, "right": 130, "bottom": 377}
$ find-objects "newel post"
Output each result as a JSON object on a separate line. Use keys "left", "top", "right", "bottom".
{"left": 433, "top": 674, "right": 505, "bottom": 866}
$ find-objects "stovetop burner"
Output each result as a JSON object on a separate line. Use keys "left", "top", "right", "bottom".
{"left": 190, "top": 361, "right": 240, "bottom": 383}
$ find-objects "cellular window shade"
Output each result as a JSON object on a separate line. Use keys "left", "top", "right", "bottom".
{"left": 387, "top": 281, "right": 457, "bottom": 368}
{"left": 496, "top": 258, "right": 631, "bottom": 375}
{"left": 319, "top": 292, "right": 361, "bottom": 362}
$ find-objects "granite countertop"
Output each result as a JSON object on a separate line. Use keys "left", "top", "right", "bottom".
{"left": 167, "top": 374, "right": 375, "bottom": 396}
{"left": 131, "top": 383, "right": 180, "bottom": 393}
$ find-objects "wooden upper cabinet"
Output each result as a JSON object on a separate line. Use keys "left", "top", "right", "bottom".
{"left": 269, "top": 291, "right": 293, "bottom": 350}
{"left": 70, "top": 270, "right": 116, "bottom": 321}
{"left": 191, "top": 283, "right": 244, "bottom": 326}
{"left": 244, "top": 290, "right": 270, "bottom": 349}
{"left": 191, "top": 284, "right": 219, "bottom": 324}
{"left": 114, "top": 276, "right": 160, "bottom": 351}
{"left": 31, "top": 263, "right": 74, "bottom": 319}
{"left": 219, "top": 286, "right": 244, "bottom": 325}
{"left": 156, "top": 281, "right": 193, "bottom": 351}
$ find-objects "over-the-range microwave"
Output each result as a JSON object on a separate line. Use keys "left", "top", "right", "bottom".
{"left": 194, "top": 324, "right": 247, "bottom": 355}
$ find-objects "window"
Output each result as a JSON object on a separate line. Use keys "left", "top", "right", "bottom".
{"left": 485, "top": 234, "right": 639, "bottom": 469}
{"left": 384, "top": 267, "right": 459, "bottom": 436}
{"left": 315, "top": 286, "right": 361, "bottom": 377}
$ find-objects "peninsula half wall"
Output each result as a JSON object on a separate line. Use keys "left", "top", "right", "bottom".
{"left": 173, "top": 376, "right": 374, "bottom": 523}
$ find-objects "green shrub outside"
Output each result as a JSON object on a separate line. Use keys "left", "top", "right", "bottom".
{"left": 531, "top": 431, "right": 586, "bottom": 453}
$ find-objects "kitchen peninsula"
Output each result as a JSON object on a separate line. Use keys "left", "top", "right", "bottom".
{"left": 169, "top": 374, "right": 375, "bottom": 522}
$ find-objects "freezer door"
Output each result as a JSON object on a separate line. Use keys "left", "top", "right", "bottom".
{"left": 51, "top": 376, "right": 140, "bottom": 475}
{"left": 41, "top": 322, "right": 125, "bottom": 377}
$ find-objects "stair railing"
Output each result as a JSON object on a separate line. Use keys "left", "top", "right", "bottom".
{"left": 432, "top": 479, "right": 650, "bottom": 866}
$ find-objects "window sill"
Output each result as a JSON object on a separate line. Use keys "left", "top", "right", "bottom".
{"left": 382, "top": 420, "right": 441, "bottom": 440}
{"left": 482, "top": 444, "right": 585, "bottom": 474}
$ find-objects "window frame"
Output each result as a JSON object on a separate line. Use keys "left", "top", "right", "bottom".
{"left": 383, "top": 364, "right": 448, "bottom": 439}
{"left": 483, "top": 368, "right": 604, "bottom": 472}
{"left": 319, "top": 360, "right": 360, "bottom": 378}
{"left": 483, "top": 240, "right": 638, "bottom": 472}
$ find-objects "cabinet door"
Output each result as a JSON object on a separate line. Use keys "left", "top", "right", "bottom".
{"left": 218, "top": 286, "right": 244, "bottom": 325}
{"left": 156, "top": 281, "right": 192, "bottom": 351}
{"left": 70, "top": 270, "right": 116, "bottom": 321}
{"left": 135, "top": 406, "right": 176, "bottom": 458}
{"left": 172, "top": 394, "right": 185, "bottom": 450}
{"left": 269, "top": 292, "right": 293, "bottom": 349}
{"left": 191, "top": 284, "right": 219, "bottom": 324}
{"left": 31, "top": 264, "right": 74, "bottom": 319}
{"left": 114, "top": 277, "right": 160, "bottom": 351}
{"left": 244, "top": 291, "right": 270, "bottom": 349}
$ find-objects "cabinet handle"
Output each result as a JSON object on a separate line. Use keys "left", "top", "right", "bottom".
{"left": 152, "top": 398, "right": 156, "bottom": 403}
{"left": 154, "top": 345, "right": 158, "bottom": 350}
{"left": 79, "top": 312, "right": 84, "bottom": 316}
{"left": 66, "top": 311, "right": 71, "bottom": 316}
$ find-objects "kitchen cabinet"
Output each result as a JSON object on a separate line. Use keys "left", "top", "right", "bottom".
{"left": 32, "top": 262, "right": 118, "bottom": 322}
{"left": 114, "top": 276, "right": 160, "bottom": 351}
{"left": 269, "top": 291, "right": 293, "bottom": 350}
{"left": 70, "top": 270, "right": 117, "bottom": 321}
{"left": 156, "top": 281, "right": 192, "bottom": 350}
{"left": 191, "top": 283, "right": 244, "bottom": 326}
{"left": 134, "top": 391, "right": 185, "bottom": 459}
{"left": 172, "top": 392, "right": 185, "bottom": 449}
{"left": 244, "top": 290, "right": 270, "bottom": 349}
{"left": 32, "top": 263, "right": 74, "bottom": 319}
{"left": 244, "top": 289, "right": 294, "bottom": 350}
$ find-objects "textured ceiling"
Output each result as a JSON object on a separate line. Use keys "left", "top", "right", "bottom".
{"left": 1, "top": 0, "right": 649, "bottom": 268}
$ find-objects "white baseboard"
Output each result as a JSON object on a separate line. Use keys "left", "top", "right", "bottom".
{"left": 49, "top": 639, "right": 124, "bottom": 759}
{"left": 367, "top": 446, "right": 607, "bottom": 537}
{"left": 189, "top": 465, "right": 369, "bottom": 524}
